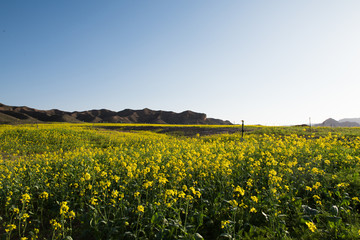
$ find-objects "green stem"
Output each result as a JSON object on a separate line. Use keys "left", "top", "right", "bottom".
{"left": 183, "top": 199, "right": 190, "bottom": 234}
{"left": 135, "top": 213, "right": 141, "bottom": 238}
{"left": 233, "top": 210, "right": 236, "bottom": 239}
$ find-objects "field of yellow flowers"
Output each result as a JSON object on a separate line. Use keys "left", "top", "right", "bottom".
{"left": 1, "top": 123, "right": 360, "bottom": 239}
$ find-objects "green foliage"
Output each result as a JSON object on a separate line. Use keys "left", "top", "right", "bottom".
{"left": 0, "top": 124, "right": 360, "bottom": 239}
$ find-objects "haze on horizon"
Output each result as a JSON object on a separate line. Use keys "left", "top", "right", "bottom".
{"left": 1, "top": 1, "right": 360, "bottom": 126}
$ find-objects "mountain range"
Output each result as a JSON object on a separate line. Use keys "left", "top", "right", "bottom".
{"left": 315, "top": 118, "right": 360, "bottom": 127}
{"left": 0, "top": 103, "right": 232, "bottom": 125}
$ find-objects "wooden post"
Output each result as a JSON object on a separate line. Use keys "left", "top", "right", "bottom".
{"left": 241, "top": 120, "right": 244, "bottom": 139}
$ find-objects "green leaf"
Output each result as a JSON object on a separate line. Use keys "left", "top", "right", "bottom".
{"left": 330, "top": 205, "right": 339, "bottom": 216}
{"left": 194, "top": 233, "right": 204, "bottom": 240}
{"left": 123, "top": 231, "right": 136, "bottom": 239}
{"left": 301, "top": 215, "right": 312, "bottom": 221}
{"left": 219, "top": 233, "right": 233, "bottom": 239}
{"left": 327, "top": 216, "right": 341, "bottom": 222}
{"left": 302, "top": 205, "right": 320, "bottom": 216}
{"left": 261, "top": 211, "right": 269, "bottom": 221}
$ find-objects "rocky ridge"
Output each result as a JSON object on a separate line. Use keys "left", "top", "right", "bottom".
{"left": 0, "top": 103, "right": 232, "bottom": 125}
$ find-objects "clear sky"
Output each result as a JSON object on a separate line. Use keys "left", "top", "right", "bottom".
{"left": 1, "top": 1, "right": 360, "bottom": 125}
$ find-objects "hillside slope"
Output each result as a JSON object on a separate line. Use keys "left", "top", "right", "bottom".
{"left": 315, "top": 118, "right": 360, "bottom": 127}
{"left": 0, "top": 103, "right": 232, "bottom": 125}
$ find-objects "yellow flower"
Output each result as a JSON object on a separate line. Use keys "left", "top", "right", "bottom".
{"left": 111, "top": 190, "right": 119, "bottom": 198}
{"left": 221, "top": 220, "right": 230, "bottom": 229}
{"left": 90, "top": 197, "right": 98, "bottom": 205}
{"left": 84, "top": 172, "right": 91, "bottom": 181}
{"left": 166, "top": 189, "right": 177, "bottom": 197}
{"left": 158, "top": 177, "right": 168, "bottom": 185}
{"left": 250, "top": 207, "right": 257, "bottom": 213}
{"left": 251, "top": 196, "right": 258, "bottom": 203}
{"left": 229, "top": 199, "right": 238, "bottom": 208}
{"left": 5, "top": 224, "right": 16, "bottom": 232}
{"left": 21, "top": 213, "right": 30, "bottom": 221}
{"left": 247, "top": 178, "right": 253, "bottom": 187}
{"left": 60, "top": 201, "right": 69, "bottom": 215}
{"left": 113, "top": 175, "right": 120, "bottom": 182}
{"left": 68, "top": 210, "right": 76, "bottom": 219}
{"left": 178, "top": 191, "right": 186, "bottom": 198}
{"left": 21, "top": 193, "right": 31, "bottom": 204}
{"left": 137, "top": 205, "right": 144, "bottom": 213}
{"left": 118, "top": 192, "right": 125, "bottom": 201}
{"left": 234, "top": 186, "right": 245, "bottom": 196}
{"left": 313, "top": 195, "right": 320, "bottom": 200}
{"left": 312, "top": 182, "right": 321, "bottom": 190}
{"left": 337, "top": 182, "right": 349, "bottom": 188}
{"left": 12, "top": 207, "right": 20, "bottom": 214}
{"left": 50, "top": 219, "right": 61, "bottom": 230}
{"left": 39, "top": 191, "right": 49, "bottom": 200}
{"left": 269, "top": 169, "right": 277, "bottom": 176}
{"left": 195, "top": 190, "right": 201, "bottom": 198}
{"left": 305, "top": 221, "right": 317, "bottom": 232}
{"left": 143, "top": 181, "right": 153, "bottom": 189}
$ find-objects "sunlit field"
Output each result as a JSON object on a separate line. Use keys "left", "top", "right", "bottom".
{"left": 1, "top": 124, "right": 360, "bottom": 239}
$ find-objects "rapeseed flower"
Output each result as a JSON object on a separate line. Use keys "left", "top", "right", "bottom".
{"left": 137, "top": 205, "right": 144, "bottom": 213}
{"left": 305, "top": 221, "right": 317, "bottom": 232}
{"left": 229, "top": 199, "right": 238, "bottom": 208}
{"left": 50, "top": 219, "right": 61, "bottom": 230}
{"left": 251, "top": 196, "right": 258, "bottom": 203}
{"left": 39, "top": 191, "right": 49, "bottom": 200}
{"left": 221, "top": 220, "right": 230, "bottom": 229}
{"left": 21, "top": 193, "right": 31, "bottom": 204}
{"left": 60, "top": 201, "right": 69, "bottom": 215}
{"left": 84, "top": 173, "right": 91, "bottom": 181}
{"left": 5, "top": 224, "right": 16, "bottom": 232}
{"left": 250, "top": 207, "right": 257, "bottom": 213}
{"left": 234, "top": 186, "right": 245, "bottom": 197}
{"left": 12, "top": 207, "right": 19, "bottom": 214}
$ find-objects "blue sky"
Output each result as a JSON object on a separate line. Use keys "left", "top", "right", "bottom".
{"left": 1, "top": 1, "right": 360, "bottom": 125}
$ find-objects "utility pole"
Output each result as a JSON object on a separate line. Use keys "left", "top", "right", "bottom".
{"left": 241, "top": 120, "right": 244, "bottom": 139}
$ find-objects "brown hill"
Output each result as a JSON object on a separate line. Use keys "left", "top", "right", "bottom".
{"left": 0, "top": 103, "right": 232, "bottom": 125}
